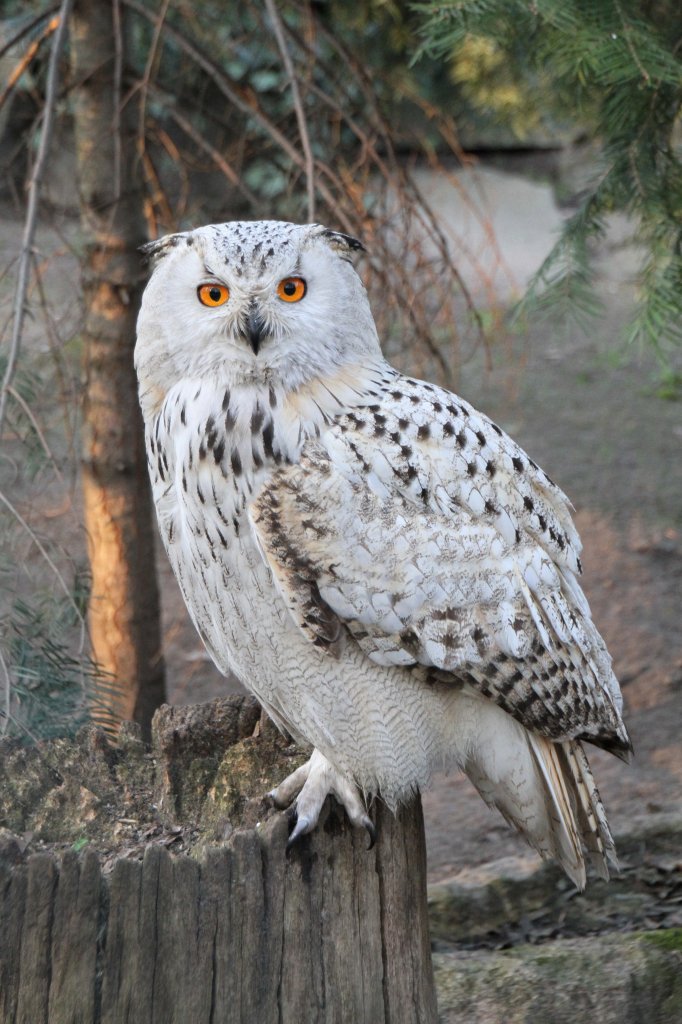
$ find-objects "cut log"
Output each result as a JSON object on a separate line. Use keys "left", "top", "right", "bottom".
{"left": 0, "top": 698, "right": 438, "bottom": 1024}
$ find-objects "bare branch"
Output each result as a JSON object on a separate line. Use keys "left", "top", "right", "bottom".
{"left": 0, "top": 0, "right": 73, "bottom": 436}
{"left": 264, "top": 0, "right": 316, "bottom": 221}
{"left": 33, "top": 261, "right": 81, "bottom": 464}
{"left": 125, "top": 0, "right": 358, "bottom": 232}
{"left": 159, "top": 97, "right": 261, "bottom": 209}
{"left": 0, "top": 6, "right": 58, "bottom": 63}
{"left": 0, "top": 645, "right": 11, "bottom": 738}
{"left": 152, "top": 124, "right": 189, "bottom": 220}
{"left": 123, "top": 0, "right": 305, "bottom": 173}
{"left": 135, "top": 0, "right": 172, "bottom": 222}
{"left": 0, "top": 14, "right": 60, "bottom": 115}
{"left": 141, "top": 146, "right": 175, "bottom": 234}
{"left": 112, "top": 0, "right": 124, "bottom": 200}
{"left": 0, "top": 487, "right": 83, "bottom": 624}
{"left": 7, "top": 384, "right": 65, "bottom": 485}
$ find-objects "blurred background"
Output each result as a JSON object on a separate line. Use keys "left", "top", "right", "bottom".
{"left": 0, "top": 0, "right": 680, "bottom": 879}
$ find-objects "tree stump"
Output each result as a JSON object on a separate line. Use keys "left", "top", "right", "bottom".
{"left": 0, "top": 697, "right": 438, "bottom": 1023}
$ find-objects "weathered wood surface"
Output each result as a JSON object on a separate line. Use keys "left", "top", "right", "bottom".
{"left": 0, "top": 698, "right": 437, "bottom": 1024}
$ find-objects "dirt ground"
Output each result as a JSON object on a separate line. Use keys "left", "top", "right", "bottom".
{"left": 2, "top": 161, "right": 681, "bottom": 885}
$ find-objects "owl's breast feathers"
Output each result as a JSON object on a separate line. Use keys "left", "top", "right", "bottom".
{"left": 250, "top": 369, "right": 631, "bottom": 760}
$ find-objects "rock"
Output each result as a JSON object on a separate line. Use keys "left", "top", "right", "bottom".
{"left": 428, "top": 855, "right": 565, "bottom": 944}
{"left": 434, "top": 929, "right": 682, "bottom": 1024}
{"left": 428, "top": 812, "right": 682, "bottom": 947}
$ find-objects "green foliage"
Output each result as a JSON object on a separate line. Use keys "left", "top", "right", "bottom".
{"left": 448, "top": 35, "right": 548, "bottom": 138}
{"left": 643, "top": 927, "right": 682, "bottom": 951}
{"left": 416, "top": 0, "right": 682, "bottom": 355}
{"left": 0, "top": 352, "right": 53, "bottom": 477}
{"left": 1, "top": 585, "right": 115, "bottom": 744}
{"left": 652, "top": 368, "right": 682, "bottom": 400}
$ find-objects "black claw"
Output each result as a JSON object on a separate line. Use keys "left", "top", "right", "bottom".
{"left": 364, "top": 818, "right": 377, "bottom": 850}
{"left": 284, "top": 804, "right": 298, "bottom": 824}
{"left": 286, "top": 813, "right": 310, "bottom": 851}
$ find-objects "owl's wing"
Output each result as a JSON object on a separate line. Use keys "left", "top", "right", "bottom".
{"left": 251, "top": 373, "right": 630, "bottom": 756}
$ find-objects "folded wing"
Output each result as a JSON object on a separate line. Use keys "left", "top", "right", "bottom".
{"left": 251, "top": 373, "right": 631, "bottom": 757}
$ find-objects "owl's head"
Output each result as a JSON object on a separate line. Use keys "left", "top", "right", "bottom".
{"left": 135, "top": 220, "right": 381, "bottom": 398}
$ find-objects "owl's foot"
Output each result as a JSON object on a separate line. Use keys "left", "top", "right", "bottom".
{"left": 268, "top": 748, "right": 376, "bottom": 849}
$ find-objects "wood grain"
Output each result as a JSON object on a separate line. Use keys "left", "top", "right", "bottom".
{"left": 0, "top": 799, "right": 436, "bottom": 1023}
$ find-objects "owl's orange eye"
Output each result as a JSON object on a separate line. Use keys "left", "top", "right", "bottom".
{"left": 277, "top": 277, "right": 307, "bottom": 302}
{"left": 198, "top": 283, "right": 229, "bottom": 307}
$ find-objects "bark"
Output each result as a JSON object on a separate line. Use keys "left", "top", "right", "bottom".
{"left": 0, "top": 807, "right": 437, "bottom": 1024}
{"left": 0, "top": 698, "right": 438, "bottom": 1024}
{"left": 70, "top": 0, "right": 166, "bottom": 733}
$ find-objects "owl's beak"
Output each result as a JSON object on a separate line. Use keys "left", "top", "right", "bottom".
{"left": 241, "top": 304, "right": 267, "bottom": 355}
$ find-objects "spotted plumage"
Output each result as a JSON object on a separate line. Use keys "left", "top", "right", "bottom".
{"left": 135, "top": 220, "right": 630, "bottom": 887}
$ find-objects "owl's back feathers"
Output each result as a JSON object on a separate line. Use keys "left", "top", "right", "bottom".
{"left": 252, "top": 371, "right": 630, "bottom": 758}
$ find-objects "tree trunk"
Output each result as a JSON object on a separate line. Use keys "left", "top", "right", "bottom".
{"left": 70, "top": 0, "right": 166, "bottom": 733}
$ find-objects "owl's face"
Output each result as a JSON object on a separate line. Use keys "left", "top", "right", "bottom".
{"left": 135, "top": 221, "right": 381, "bottom": 400}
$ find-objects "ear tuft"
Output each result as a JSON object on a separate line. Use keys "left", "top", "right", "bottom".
{"left": 318, "top": 228, "right": 367, "bottom": 257}
{"left": 139, "top": 233, "right": 190, "bottom": 266}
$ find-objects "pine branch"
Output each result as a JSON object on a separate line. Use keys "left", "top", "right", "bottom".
{"left": 416, "top": 0, "right": 682, "bottom": 355}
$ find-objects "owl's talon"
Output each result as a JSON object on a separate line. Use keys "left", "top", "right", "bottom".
{"left": 268, "top": 760, "right": 311, "bottom": 808}
{"left": 270, "top": 748, "right": 374, "bottom": 846}
{"left": 286, "top": 814, "right": 313, "bottom": 849}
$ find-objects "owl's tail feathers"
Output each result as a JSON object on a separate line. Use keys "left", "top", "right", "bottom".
{"left": 463, "top": 708, "right": 616, "bottom": 889}
{"left": 527, "top": 734, "right": 617, "bottom": 888}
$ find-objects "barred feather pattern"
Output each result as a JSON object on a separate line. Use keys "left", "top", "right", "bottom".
{"left": 135, "top": 219, "right": 630, "bottom": 887}
{"left": 254, "top": 372, "right": 629, "bottom": 757}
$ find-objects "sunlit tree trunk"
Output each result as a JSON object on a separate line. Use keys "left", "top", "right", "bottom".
{"left": 70, "top": 0, "right": 166, "bottom": 734}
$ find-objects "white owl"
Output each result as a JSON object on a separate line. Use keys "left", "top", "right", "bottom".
{"left": 135, "top": 220, "right": 630, "bottom": 888}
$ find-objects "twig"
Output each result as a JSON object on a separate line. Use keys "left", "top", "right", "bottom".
{"left": 0, "top": 6, "right": 59, "bottom": 62}
{"left": 125, "top": 0, "right": 355, "bottom": 231}
{"left": 156, "top": 94, "right": 261, "bottom": 208}
{"left": 0, "top": 14, "right": 59, "bottom": 115}
{"left": 136, "top": 0, "right": 171, "bottom": 199}
{"left": 0, "top": 646, "right": 11, "bottom": 738}
{"left": 7, "top": 385, "right": 65, "bottom": 484}
{"left": 264, "top": 0, "right": 316, "bottom": 221}
{"left": 292, "top": 10, "right": 486, "bottom": 366}
{"left": 0, "top": 487, "right": 83, "bottom": 624}
{"left": 140, "top": 147, "right": 174, "bottom": 234}
{"left": 613, "top": 0, "right": 651, "bottom": 85}
{"left": 0, "top": 0, "right": 73, "bottom": 437}
{"left": 124, "top": 0, "right": 302, "bottom": 173}
{"left": 153, "top": 124, "right": 189, "bottom": 219}
{"left": 32, "top": 262, "right": 81, "bottom": 466}
{"left": 112, "top": 0, "right": 124, "bottom": 201}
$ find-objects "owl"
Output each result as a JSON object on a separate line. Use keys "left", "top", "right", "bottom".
{"left": 135, "top": 220, "right": 630, "bottom": 888}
